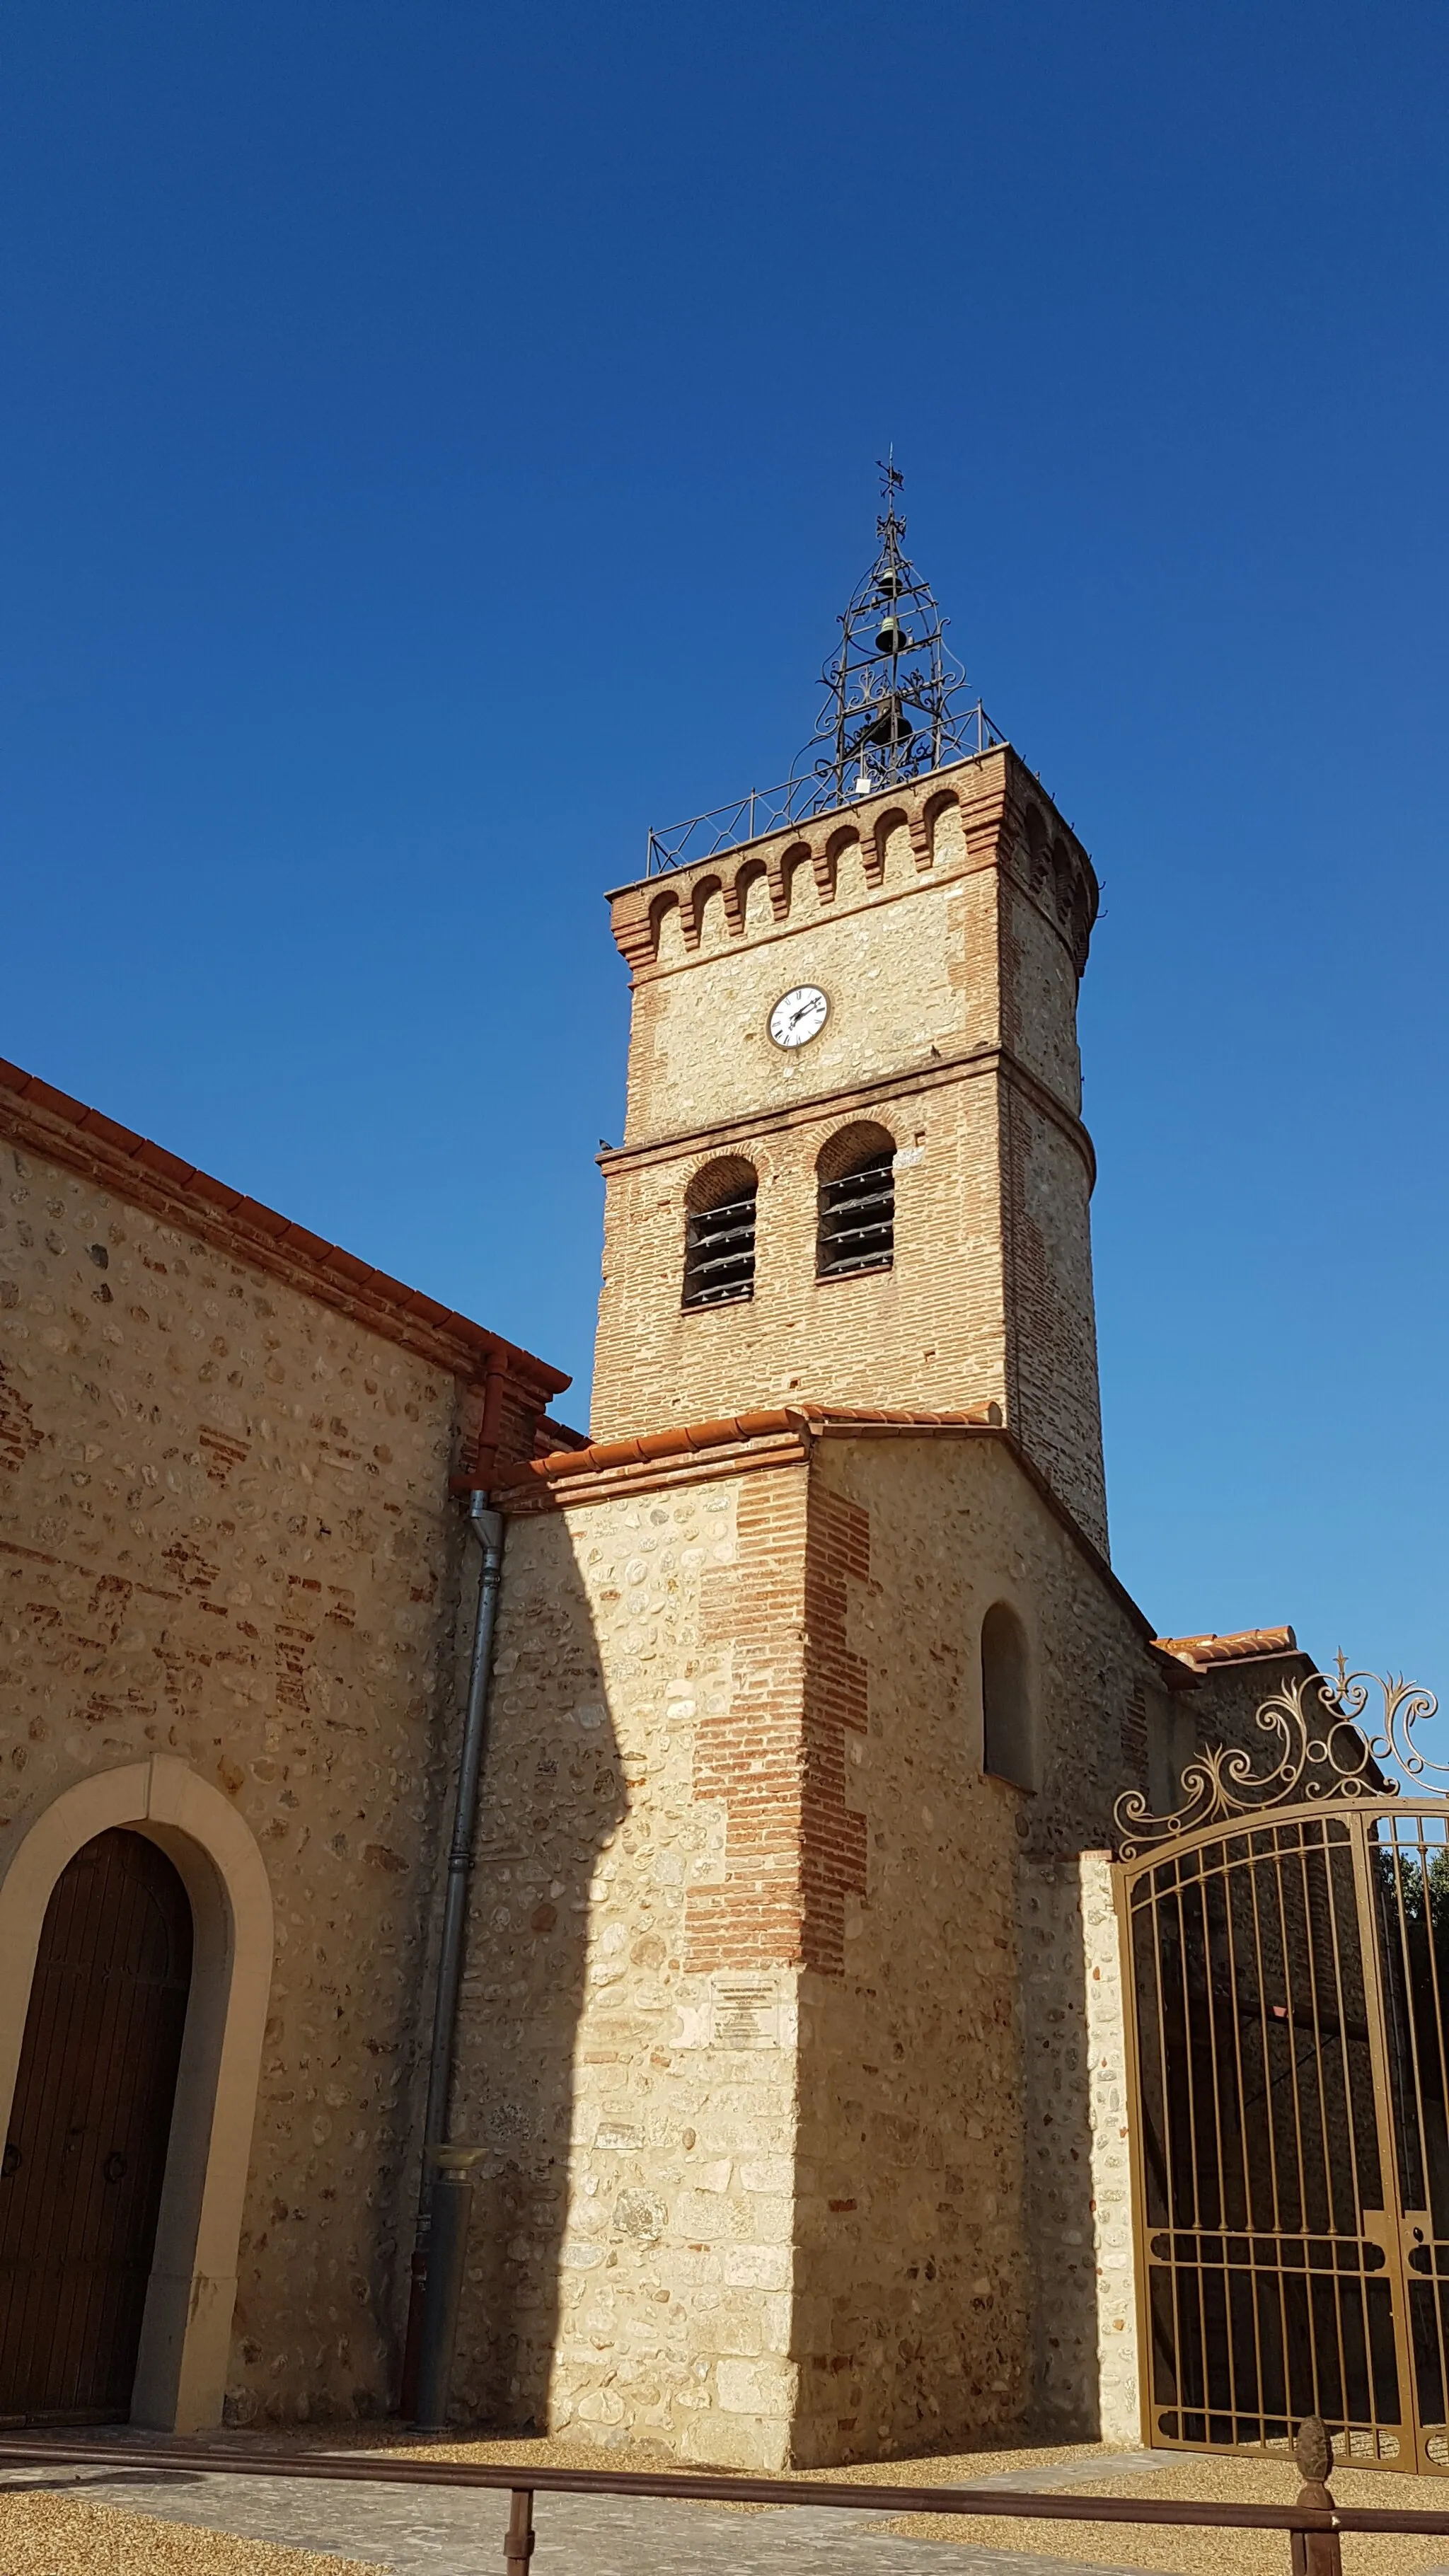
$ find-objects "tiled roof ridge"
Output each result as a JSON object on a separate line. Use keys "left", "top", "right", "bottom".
{"left": 1155, "top": 1626, "right": 1299, "bottom": 1670}
{"left": 488, "top": 1399, "right": 1006, "bottom": 1490}
{"left": 0, "top": 1055, "right": 569, "bottom": 1396}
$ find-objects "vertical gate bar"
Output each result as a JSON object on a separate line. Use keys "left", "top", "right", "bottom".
{"left": 1348, "top": 1812, "right": 1420, "bottom": 2468}
{"left": 1382, "top": 1826, "right": 1419, "bottom": 2460}
{"left": 1382, "top": 1823, "right": 1426, "bottom": 2464}
{"left": 1183, "top": 1859, "right": 1214, "bottom": 2439}
{"left": 1388, "top": 1819, "right": 1443, "bottom": 2460}
{"left": 1153, "top": 1862, "right": 1190, "bottom": 2443}
{"left": 1202, "top": 1849, "right": 1244, "bottom": 2440}
{"left": 1144, "top": 1866, "right": 1177, "bottom": 2440}
{"left": 1320, "top": 1820, "right": 1376, "bottom": 2455}
{"left": 1222, "top": 1834, "right": 1269, "bottom": 2441}
{"left": 1329, "top": 1824, "right": 1365, "bottom": 2454}
{"left": 1413, "top": 1814, "right": 1449, "bottom": 2456}
{"left": 504, "top": 2488, "right": 535, "bottom": 2576}
{"left": 1263, "top": 1834, "right": 1310, "bottom": 2432}
{"left": 1295, "top": 1823, "right": 1351, "bottom": 2450}
{"left": 1290, "top": 1827, "right": 1330, "bottom": 2432}
{"left": 1247, "top": 1834, "right": 1289, "bottom": 2452}
{"left": 1247, "top": 1832, "right": 1295, "bottom": 2445}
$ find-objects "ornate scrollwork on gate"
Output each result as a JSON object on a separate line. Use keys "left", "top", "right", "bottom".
{"left": 1114, "top": 1657, "right": 1443, "bottom": 1858}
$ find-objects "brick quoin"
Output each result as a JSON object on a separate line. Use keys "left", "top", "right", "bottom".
{"left": 800, "top": 1484, "right": 870, "bottom": 1975}
{"left": 683, "top": 1465, "right": 870, "bottom": 1978}
{"left": 686, "top": 1467, "right": 810, "bottom": 1973}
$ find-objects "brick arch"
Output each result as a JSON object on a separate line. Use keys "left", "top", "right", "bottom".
{"left": 683, "top": 1151, "right": 759, "bottom": 1215}
{"left": 814, "top": 1116, "right": 896, "bottom": 1184}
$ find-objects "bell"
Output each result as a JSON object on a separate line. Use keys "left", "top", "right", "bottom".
{"left": 874, "top": 614, "right": 911, "bottom": 657}
{"left": 861, "top": 697, "right": 914, "bottom": 748}
{"left": 877, "top": 566, "right": 903, "bottom": 598}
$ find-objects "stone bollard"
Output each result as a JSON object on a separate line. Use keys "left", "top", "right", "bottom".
{"left": 1291, "top": 2416, "right": 1342, "bottom": 2576}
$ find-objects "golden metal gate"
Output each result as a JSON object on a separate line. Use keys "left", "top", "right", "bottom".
{"left": 1114, "top": 1665, "right": 1449, "bottom": 2473}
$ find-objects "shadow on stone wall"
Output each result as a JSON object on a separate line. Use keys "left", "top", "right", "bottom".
{"left": 442, "top": 1511, "right": 628, "bottom": 2430}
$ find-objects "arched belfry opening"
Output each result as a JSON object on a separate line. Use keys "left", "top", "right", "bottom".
{"left": 683, "top": 1157, "right": 758, "bottom": 1310}
{"left": 816, "top": 1122, "right": 896, "bottom": 1278}
{"left": 0, "top": 1828, "right": 193, "bottom": 2422}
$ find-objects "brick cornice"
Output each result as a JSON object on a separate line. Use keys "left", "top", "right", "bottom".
{"left": 0, "top": 1057, "right": 570, "bottom": 1401}
{"left": 597, "top": 1042, "right": 1096, "bottom": 1189}
{"left": 608, "top": 744, "right": 1098, "bottom": 983}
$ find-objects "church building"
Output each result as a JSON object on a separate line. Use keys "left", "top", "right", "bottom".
{"left": 0, "top": 483, "right": 1310, "bottom": 2463}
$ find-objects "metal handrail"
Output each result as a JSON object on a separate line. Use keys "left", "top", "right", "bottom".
{"left": 4, "top": 2422, "right": 1449, "bottom": 2571}
{"left": 645, "top": 711, "right": 1003, "bottom": 874}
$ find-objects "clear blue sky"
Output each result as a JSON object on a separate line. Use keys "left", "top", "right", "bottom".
{"left": 4, "top": 4, "right": 1446, "bottom": 1701}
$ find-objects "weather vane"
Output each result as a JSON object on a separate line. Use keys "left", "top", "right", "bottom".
{"left": 797, "top": 455, "right": 975, "bottom": 807}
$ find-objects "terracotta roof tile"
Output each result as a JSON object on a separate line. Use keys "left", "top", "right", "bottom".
{"left": 490, "top": 1401, "right": 1003, "bottom": 1490}
{"left": 1155, "top": 1626, "right": 1298, "bottom": 1670}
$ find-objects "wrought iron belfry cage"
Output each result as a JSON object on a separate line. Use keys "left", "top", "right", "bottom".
{"left": 800, "top": 453, "right": 979, "bottom": 810}
{"left": 1112, "top": 1665, "right": 1449, "bottom": 2476}
{"left": 644, "top": 461, "right": 1001, "bottom": 873}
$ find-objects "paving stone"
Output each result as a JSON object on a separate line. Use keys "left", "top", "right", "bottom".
{"left": 0, "top": 2458, "right": 1179, "bottom": 2576}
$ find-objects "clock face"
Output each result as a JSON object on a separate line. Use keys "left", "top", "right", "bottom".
{"left": 768, "top": 985, "right": 829, "bottom": 1049}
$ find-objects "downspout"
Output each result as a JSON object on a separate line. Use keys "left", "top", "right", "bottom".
{"left": 400, "top": 1484, "right": 505, "bottom": 2422}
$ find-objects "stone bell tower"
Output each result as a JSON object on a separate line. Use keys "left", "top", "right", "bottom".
{"left": 591, "top": 483, "right": 1108, "bottom": 1555}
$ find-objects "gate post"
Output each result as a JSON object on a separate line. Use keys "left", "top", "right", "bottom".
{"left": 1291, "top": 2418, "right": 1342, "bottom": 2576}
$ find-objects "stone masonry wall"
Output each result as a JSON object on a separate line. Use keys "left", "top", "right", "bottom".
{"left": 454, "top": 1428, "right": 1158, "bottom": 2467}
{"left": 447, "top": 1465, "right": 809, "bottom": 2467}
{"left": 791, "top": 1436, "right": 1153, "bottom": 2462}
{"left": 0, "top": 1137, "right": 475, "bottom": 2423}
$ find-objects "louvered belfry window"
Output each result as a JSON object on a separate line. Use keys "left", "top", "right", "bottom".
{"left": 816, "top": 1131, "right": 895, "bottom": 1279}
{"left": 682, "top": 1161, "right": 758, "bottom": 1309}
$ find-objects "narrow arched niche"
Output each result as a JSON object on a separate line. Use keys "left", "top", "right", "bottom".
{"left": 650, "top": 891, "right": 686, "bottom": 966}
{"left": 981, "top": 1601, "right": 1035, "bottom": 1791}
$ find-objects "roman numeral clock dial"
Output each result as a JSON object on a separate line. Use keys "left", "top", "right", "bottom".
{"left": 768, "top": 985, "right": 829, "bottom": 1049}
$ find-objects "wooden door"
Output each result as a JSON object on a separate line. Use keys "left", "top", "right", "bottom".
{"left": 0, "top": 1829, "right": 193, "bottom": 2422}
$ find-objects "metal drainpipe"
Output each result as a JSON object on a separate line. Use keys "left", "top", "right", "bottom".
{"left": 400, "top": 1489, "right": 504, "bottom": 2424}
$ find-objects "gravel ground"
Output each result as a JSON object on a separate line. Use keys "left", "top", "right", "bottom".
{"left": 887, "top": 2454, "right": 1449, "bottom": 2576}
{"left": 0, "top": 2487, "right": 383, "bottom": 2576}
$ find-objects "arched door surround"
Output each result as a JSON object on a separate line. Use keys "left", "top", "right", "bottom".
{"left": 0, "top": 1759, "right": 272, "bottom": 2430}
{"left": 0, "top": 1830, "right": 194, "bottom": 2420}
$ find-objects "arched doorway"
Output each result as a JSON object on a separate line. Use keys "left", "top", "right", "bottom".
{"left": 0, "top": 1828, "right": 193, "bottom": 2422}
